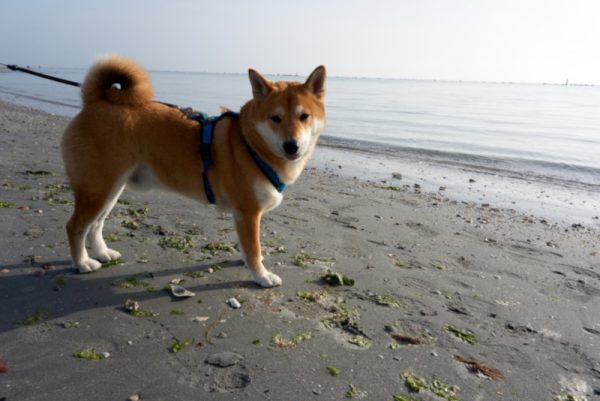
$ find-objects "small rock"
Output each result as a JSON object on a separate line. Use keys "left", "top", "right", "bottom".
{"left": 205, "top": 352, "right": 244, "bottom": 367}
{"left": 35, "top": 209, "right": 43, "bottom": 214}
{"left": 469, "top": 178, "right": 476, "bottom": 183}
{"left": 128, "top": 394, "right": 141, "bottom": 401}
{"left": 18, "top": 205, "right": 30, "bottom": 211}
{"left": 431, "top": 351, "right": 438, "bottom": 357}
{"left": 101, "top": 352, "right": 110, "bottom": 359}
{"left": 227, "top": 297, "right": 241, "bottom": 309}
{"left": 192, "top": 316, "right": 209, "bottom": 323}
{"left": 431, "top": 290, "right": 442, "bottom": 295}
{"left": 392, "top": 172, "right": 402, "bottom": 180}
{"left": 0, "top": 268, "right": 10, "bottom": 274}
{"left": 127, "top": 341, "right": 134, "bottom": 346}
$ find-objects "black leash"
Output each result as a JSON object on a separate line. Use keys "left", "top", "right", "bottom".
{"left": 1, "top": 62, "right": 180, "bottom": 108}
{"left": 1, "top": 63, "right": 81, "bottom": 87}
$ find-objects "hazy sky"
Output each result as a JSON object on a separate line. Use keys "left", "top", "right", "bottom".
{"left": 1, "top": 0, "right": 599, "bottom": 84}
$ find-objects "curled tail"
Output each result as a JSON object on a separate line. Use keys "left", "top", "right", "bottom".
{"left": 81, "top": 56, "right": 153, "bottom": 106}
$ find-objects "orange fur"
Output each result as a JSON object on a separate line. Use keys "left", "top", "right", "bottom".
{"left": 62, "top": 56, "right": 326, "bottom": 287}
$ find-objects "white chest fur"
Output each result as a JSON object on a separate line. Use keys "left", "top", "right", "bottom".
{"left": 254, "top": 181, "right": 283, "bottom": 212}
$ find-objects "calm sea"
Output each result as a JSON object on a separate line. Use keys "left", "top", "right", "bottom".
{"left": 1, "top": 67, "right": 599, "bottom": 193}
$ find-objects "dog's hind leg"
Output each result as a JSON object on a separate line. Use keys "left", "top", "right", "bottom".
{"left": 234, "top": 211, "right": 282, "bottom": 288}
{"left": 66, "top": 185, "right": 120, "bottom": 273}
{"left": 89, "top": 184, "right": 125, "bottom": 263}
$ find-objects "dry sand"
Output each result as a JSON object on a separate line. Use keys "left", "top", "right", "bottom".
{"left": 1, "top": 101, "right": 599, "bottom": 401}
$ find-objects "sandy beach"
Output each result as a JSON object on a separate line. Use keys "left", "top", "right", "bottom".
{"left": 1, "top": 100, "right": 599, "bottom": 401}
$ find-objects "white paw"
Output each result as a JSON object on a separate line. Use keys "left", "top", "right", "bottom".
{"left": 252, "top": 270, "right": 282, "bottom": 288}
{"left": 95, "top": 248, "right": 122, "bottom": 263}
{"left": 76, "top": 258, "right": 103, "bottom": 273}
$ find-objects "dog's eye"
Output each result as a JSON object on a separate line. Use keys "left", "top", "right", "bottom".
{"left": 299, "top": 113, "right": 310, "bottom": 122}
{"left": 270, "top": 115, "right": 282, "bottom": 123}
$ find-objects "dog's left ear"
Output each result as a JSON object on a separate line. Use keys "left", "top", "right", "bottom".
{"left": 305, "top": 65, "right": 326, "bottom": 99}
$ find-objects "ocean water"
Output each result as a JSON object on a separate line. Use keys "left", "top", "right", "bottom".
{"left": 1, "top": 67, "right": 599, "bottom": 222}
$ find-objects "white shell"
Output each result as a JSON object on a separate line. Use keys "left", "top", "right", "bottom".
{"left": 170, "top": 284, "right": 195, "bottom": 298}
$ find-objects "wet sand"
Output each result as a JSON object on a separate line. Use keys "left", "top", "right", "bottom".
{"left": 1, "top": 101, "right": 599, "bottom": 401}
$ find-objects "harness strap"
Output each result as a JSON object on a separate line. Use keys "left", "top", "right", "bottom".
{"left": 201, "top": 118, "right": 217, "bottom": 204}
{"left": 245, "top": 144, "right": 287, "bottom": 193}
{"left": 192, "top": 111, "right": 287, "bottom": 205}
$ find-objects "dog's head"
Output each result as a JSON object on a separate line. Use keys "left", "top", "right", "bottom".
{"left": 243, "top": 66, "right": 326, "bottom": 162}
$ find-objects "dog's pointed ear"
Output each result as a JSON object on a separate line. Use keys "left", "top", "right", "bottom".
{"left": 305, "top": 65, "right": 326, "bottom": 99}
{"left": 248, "top": 69, "right": 272, "bottom": 99}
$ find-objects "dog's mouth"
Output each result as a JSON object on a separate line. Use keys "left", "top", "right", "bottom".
{"left": 284, "top": 153, "right": 302, "bottom": 161}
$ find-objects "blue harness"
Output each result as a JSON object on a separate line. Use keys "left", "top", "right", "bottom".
{"left": 188, "top": 110, "right": 287, "bottom": 205}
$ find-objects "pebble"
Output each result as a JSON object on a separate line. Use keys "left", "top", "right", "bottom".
{"left": 62, "top": 320, "right": 79, "bottom": 328}
{"left": 430, "top": 290, "right": 442, "bottom": 295}
{"left": 127, "top": 341, "right": 133, "bottom": 346}
{"left": 192, "top": 316, "right": 209, "bottom": 323}
{"left": 431, "top": 351, "right": 438, "bottom": 357}
{"left": 205, "top": 351, "right": 243, "bottom": 367}
{"left": 101, "top": 352, "right": 110, "bottom": 359}
{"left": 227, "top": 297, "right": 241, "bottom": 309}
{"left": 128, "top": 394, "right": 140, "bottom": 401}
{"left": 0, "top": 268, "right": 10, "bottom": 274}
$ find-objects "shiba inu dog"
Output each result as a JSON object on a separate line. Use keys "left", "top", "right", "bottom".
{"left": 62, "top": 56, "right": 326, "bottom": 287}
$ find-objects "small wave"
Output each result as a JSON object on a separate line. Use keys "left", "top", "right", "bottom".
{"left": 319, "top": 135, "right": 600, "bottom": 192}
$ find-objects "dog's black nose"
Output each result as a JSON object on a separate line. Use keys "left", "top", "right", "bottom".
{"left": 283, "top": 140, "right": 299, "bottom": 155}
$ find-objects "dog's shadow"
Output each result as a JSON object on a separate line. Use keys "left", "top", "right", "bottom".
{"left": 0, "top": 257, "right": 259, "bottom": 334}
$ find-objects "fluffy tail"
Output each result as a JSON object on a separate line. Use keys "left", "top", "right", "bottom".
{"left": 81, "top": 56, "right": 153, "bottom": 106}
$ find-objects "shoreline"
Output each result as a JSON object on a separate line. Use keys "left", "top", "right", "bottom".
{"left": 310, "top": 146, "right": 600, "bottom": 228}
{"left": 1, "top": 101, "right": 600, "bottom": 401}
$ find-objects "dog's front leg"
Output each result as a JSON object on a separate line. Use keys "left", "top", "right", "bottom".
{"left": 234, "top": 211, "right": 282, "bottom": 288}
